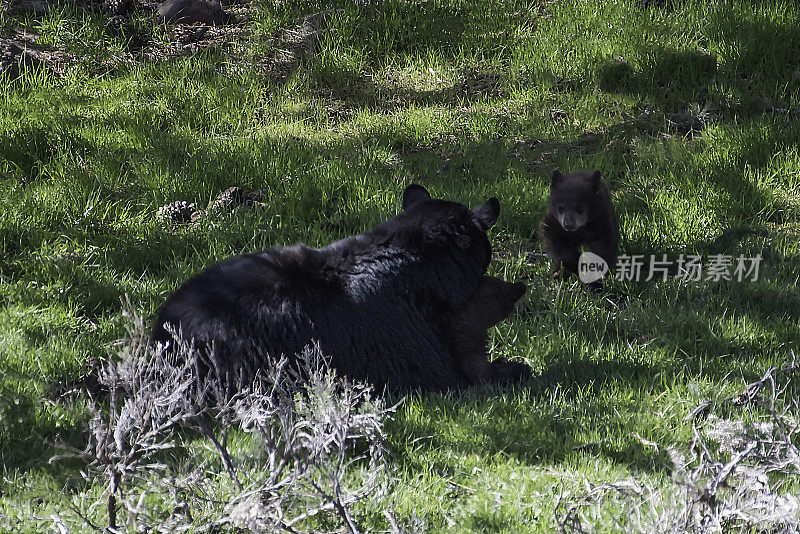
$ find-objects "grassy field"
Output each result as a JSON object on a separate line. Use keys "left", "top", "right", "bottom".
{"left": 1, "top": 0, "right": 799, "bottom": 531}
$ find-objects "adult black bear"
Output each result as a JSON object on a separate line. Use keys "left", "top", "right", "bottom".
{"left": 153, "top": 185, "right": 530, "bottom": 393}
{"left": 539, "top": 169, "right": 620, "bottom": 283}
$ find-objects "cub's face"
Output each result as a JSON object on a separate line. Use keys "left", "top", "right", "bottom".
{"left": 553, "top": 198, "right": 589, "bottom": 232}
{"left": 549, "top": 169, "right": 601, "bottom": 232}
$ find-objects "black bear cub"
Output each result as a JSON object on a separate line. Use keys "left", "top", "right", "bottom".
{"left": 445, "top": 275, "right": 530, "bottom": 385}
{"left": 539, "top": 169, "right": 619, "bottom": 283}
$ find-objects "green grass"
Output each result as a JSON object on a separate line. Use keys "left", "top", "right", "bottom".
{"left": 1, "top": 0, "right": 799, "bottom": 531}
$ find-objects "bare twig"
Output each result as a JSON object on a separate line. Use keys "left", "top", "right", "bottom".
{"left": 728, "top": 352, "right": 798, "bottom": 407}
{"left": 556, "top": 357, "right": 800, "bottom": 533}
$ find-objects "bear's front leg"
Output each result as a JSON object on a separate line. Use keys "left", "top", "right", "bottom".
{"left": 539, "top": 221, "right": 580, "bottom": 278}
{"left": 459, "top": 346, "right": 494, "bottom": 385}
{"left": 490, "top": 357, "right": 532, "bottom": 384}
{"left": 546, "top": 243, "right": 580, "bottom": 278}
{"left": 585, "top": 238, "right": 618, "bottom": 275}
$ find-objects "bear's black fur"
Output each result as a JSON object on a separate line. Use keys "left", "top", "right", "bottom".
{"left": 444, "top": 275, "right": 530, "bottom": 385}
{"left": 539, "top": 169, "right": 620, "bottom": 282}
{"left": 153, "top": 184, "right": 529, "bottom": 393}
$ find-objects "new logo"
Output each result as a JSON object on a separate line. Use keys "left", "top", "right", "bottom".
{"left": 578, "top": 252, "right": 609, "bottom": 284}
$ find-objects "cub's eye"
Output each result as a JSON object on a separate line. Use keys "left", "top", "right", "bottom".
{"left": 557, "top": 207, "right": 564, "bottom": 214}
{"left": 576, "top": 206, "right": 584, "bottom": 214}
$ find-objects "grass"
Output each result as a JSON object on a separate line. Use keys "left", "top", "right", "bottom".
{"left": 1, "top": 0, "right": 799, "bottom": 530}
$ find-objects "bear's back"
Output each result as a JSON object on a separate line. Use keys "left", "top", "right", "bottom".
{"left": 152, "top": 239, "right": 470, "bottom": 392}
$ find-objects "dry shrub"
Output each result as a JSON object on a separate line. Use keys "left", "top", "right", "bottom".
{"left": 51, "top": 298, "right": 398, "bottom": 533}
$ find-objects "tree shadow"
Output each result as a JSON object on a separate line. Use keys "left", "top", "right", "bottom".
{"left": 597, "top": 48, "right": 718, "bottom": 111}
{"left": 0, "top": 382, "right": 84, "bottom": 471}
{"left": 389, "top": 360, "right": 675, "bottom": 477}
{"left": 343, "top": 0, "right": 470, "bottom": 62}
{"left": 596, "top": 4, "right": 799, "bottom": 117}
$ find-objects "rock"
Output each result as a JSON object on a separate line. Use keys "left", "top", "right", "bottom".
{"left": 158, "top": 188, "right": 265, "bottom": 227}
{"left": 102, "top": 0, "right": 133, "bottom": 17}
{"left": 157, "top": 200, "right": 198, "bottom": 224}
{"left": 208, "top": 186, "right": 266, "bottom": 214}
{"left": 157, "top": 0, "right": 230, "bottom": 25}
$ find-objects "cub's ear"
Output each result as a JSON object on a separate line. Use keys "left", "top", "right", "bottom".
{"left": 402, "top": 184, "right": 432, "bottom": 211}
{"left": 551, "top": 169, "right": 564, "bottom": 187}
{"left": 590, "top": 170, "right": 602, "bottom": 191}
{"left": 472, "top": 197, "right": 500, "bottom": 230}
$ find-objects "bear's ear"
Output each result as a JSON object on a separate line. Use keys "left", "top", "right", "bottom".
{"left": 551, "top": 170, "right": 564, "bottom": 187}
{"left": 590, "top": 170, "right": 602, "bottom": 191}
{"left": 402, "top": 184, "right": 432, "bottom": 211}
{"left": 471, "top": 198, "right": 500, "bottom": 230}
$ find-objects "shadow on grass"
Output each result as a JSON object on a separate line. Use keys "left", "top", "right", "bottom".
{"left": 595, "top": 4, "right": 799, "bottom": 115}
{"left": 0, "top": 216, "right": 210, "bottom": 317}
{"left": 337, "top": 0, "right": 471, "bottom": 62}
{"left": 0, "top": 375, "right": 86, "bottom": 472}
{"left": 389, "top": 360, "right": 675, "bottom": 477}
{"left": 531, "top": 270, "right": 800, "bottom": 379}
{"left": 597, "top": 48, "right": 718, "bottom": 111}
{"left": 289, "top": 48, "right": 800, "bottom": 236}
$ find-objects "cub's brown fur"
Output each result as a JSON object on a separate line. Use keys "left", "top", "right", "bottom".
{"left": 539, "top": 169, "right": 620, "bottom": 284}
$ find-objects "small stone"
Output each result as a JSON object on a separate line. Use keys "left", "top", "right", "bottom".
{"left": 208, "top": 186, "right": 266, "bottom": 215}
{"left": 102, "top": 0, "right": 132, "bottom": 17}
{"left": 157, "top": 200, "right": 198, "bottom": 224}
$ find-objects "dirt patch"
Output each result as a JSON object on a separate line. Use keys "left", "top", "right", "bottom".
{"left": 0, "top": 0, "right": 255, "bottom": 77}
{"left": 0, "top": 29, "right": 75, "bottom": 77}
{"left": 259, "top": 10, "right": 330, "bottom": 82}
{"left": 459, "top": 69, "right": 508, "bottom": 99}
{"left": 0, "top": 1, "right": 349, "bottom": 84}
